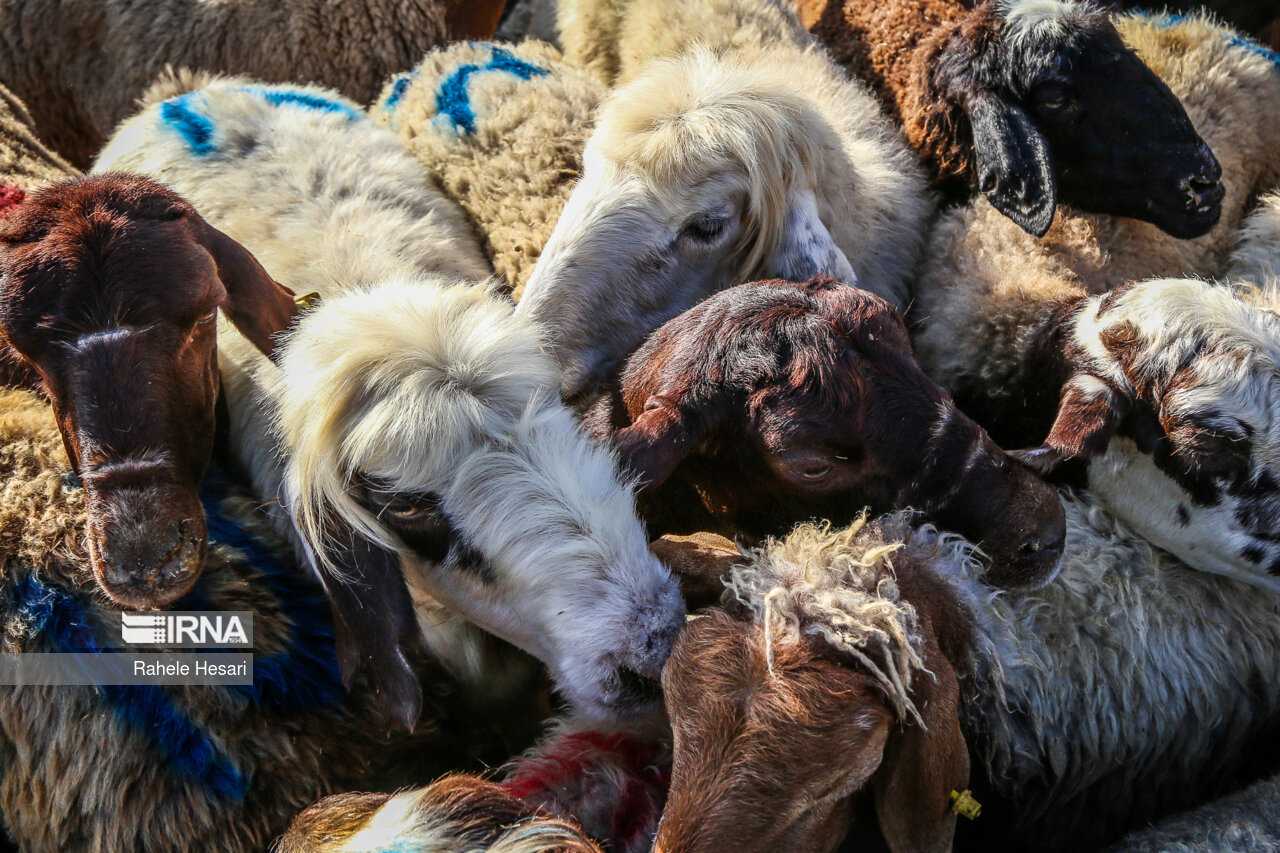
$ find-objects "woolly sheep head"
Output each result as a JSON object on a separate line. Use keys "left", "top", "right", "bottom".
{"left": 655, "top": 517, "right": 975, "bottom": 853}
{"left": 270, "top": 276, "right": 685, "bottom": 728}
{"left": 518, "top": 47, "right": 865, "bottom": 408}
{"left": 919, "top": 0, "right": 1222, "bottom": 236}
{"left": 1017, "top": 277, "right": 1280, "bottom": 592}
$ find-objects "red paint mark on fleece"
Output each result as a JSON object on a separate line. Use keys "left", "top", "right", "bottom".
{"left": 0, "top": 185, "right": 25, "bottom": 218}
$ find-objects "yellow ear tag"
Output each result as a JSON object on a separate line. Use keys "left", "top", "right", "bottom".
{"left": 950, "top": 789, "right": 982, "bottom": 820}
{"left": 293, "top": 292, "right": 321, "bottom": 311}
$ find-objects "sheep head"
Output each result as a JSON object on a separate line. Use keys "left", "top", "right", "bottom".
{"left": 909, "top": 0, "right": 1221, "bottom": 238}
{"left": 589, "top": 277, "right": 1065, "bottom": 591}
{"left": 270, "top": 277, "right": 686, "bottom": 730}
{"left": 0, "top": 174, "right": 298, "bottom": 609}
{"left": 518, "top": 47, "right": 863, "bottom": 408}
{"left": 1015, "top": 277, "right": 1280, "bottom": 592}
{"left": 655, "top": 518, "right": 974, "bottom": 853}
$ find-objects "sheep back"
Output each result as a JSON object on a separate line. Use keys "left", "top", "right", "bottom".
{"left": 1103, "top": 772, "right": 1280, "bottom": 853}
{"left": 374, "top": 40, "right": 604, "bottom": 299}
{"left": 0, "top": 0, "right": 452, "bottom": 167}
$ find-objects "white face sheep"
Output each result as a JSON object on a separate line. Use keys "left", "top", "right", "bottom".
{"left": 93, "top": 78, "right": 686, "bottom": 729}
{"left": 518, "top": 42, "right": 932, "bottom": 405}
{"left": 795, "top": 0, "right": 1223, "bottom": 238}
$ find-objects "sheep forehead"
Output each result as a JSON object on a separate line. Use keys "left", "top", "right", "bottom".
{"left": 999, "top": 0, "right": 1099, "bottom": 49}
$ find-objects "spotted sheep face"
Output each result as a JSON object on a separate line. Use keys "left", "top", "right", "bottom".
{"left": 1022, "top": 278, "right": 1280, "bottom": 591}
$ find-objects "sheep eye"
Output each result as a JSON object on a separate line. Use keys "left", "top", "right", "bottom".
{"left": 1033, "top": 84, "right": 1074, "bottom": 116}
{"left": 799, "top": 464, "right": 833, "bottom": 480}
{"left": 681, "top": 215, "right": 728, "bottom": 243}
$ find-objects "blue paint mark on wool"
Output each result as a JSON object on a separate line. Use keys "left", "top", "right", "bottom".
{"left": 435, "top": 45, "right": 548, "bottom": 135}
{"left": 382, "top": 70, "right": 420, "bottom": 113}
{"left": 160, "top": 94, "right": 216, "bottom": 156}
{"left": 232, "top": 86, "right": 365, "bottom": 122}
{"left": 1137, "top": 11, "right": 1280, "bottom": 69}
{"left": 12, "top": 574, "right": 248, "bottom": 800}
{"left": 8, "top": 465, "right": 347, "bottom": 801}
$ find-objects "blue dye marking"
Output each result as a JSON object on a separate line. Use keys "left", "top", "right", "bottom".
{"left": 1228, "top": 34, "right": 1280, "bottom": 69}
{"left": 1137, "top": 11, "right": 1280, "bottom": 69}
{"left": 435, "top": 45, "right": 548, "bottom": 135}
{"left": 160, "top": 94, "right": 216, "bottom": 156}
{"left": 382, "top": 69, "right": 420, "bottom": 113}
{"left": 9, "top": 465, "right": 346, "bottom": 800}
{"left": 12, "top": 574, "right": 248, "bottom": 800}
{"left": 231, "top": 85, "right": 365, "bottom": 121}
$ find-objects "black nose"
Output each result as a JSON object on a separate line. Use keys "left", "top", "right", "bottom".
{"left": 1181, "top": 174, "right": 1224, "bottom": 213}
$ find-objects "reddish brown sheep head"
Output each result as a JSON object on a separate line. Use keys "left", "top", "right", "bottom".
{"left": 655, "top": 518, "right": 974, "bottom": 853}
{"left": 588, "top": 276, "right": 1064, "bottom": 590}
{"left": 0, "top": 174, "right": 298, "bottom": 608}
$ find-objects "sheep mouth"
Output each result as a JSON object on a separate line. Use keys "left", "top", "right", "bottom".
{"left": 1144, "top": 182, "right": 1225, "bottom": 239}
{"left": 600, "top": 665, "right": 664, "bottom": 715}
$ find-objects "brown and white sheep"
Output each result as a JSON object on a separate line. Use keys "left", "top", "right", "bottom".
{"left": 792, "top": 0, "right": 1221, "bottom": 237}
{"left": 0, "top": 0, "right": 508, "bottom": 167}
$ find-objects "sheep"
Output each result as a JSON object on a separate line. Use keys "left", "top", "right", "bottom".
{"left": 585, "top": 276, "right": 1066, "bottom": 589}
{"left": 0, "top": 387, "right": 500, "bottom": 853}
{"left": 372, "top": 40, "right": 604, "bottom": 299}
{"left": 0, "top": 0, "right": 509, "bottom": 167}
{"left": 0, "top": 174, "right": 301, "bottom": 608}
{"left": 909, "top": 13, "right": 1280, "bottom": 591}
{"left": 790, "top": 0, "right": 1222, "bottom": 238}
{"left": 94, "top": 77, "right": 687, "bottom": 731}
{"left": 277, "top": 774, "right": 605, "bottom": 852}
{"left": 0, "top": 83, "right": 75, "bottom": 195}
{"left": 653, "top": 502, "right": 1280, "bottom": 851}
{"left": 517, "top": 0, "right": 934, "bottom": 405}
{"left": 1103, "top": 773, "right": 1280, "bottom": 853}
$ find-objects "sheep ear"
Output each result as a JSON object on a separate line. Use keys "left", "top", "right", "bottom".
{"left": 314, "top": 511, "right": 424, "bottom": 733}
{"left": 1011, "top": 374, "right": 1132, "bottom": 474}
{"left": 872, "top": 639, "right": 969, "bottom": 853}
{"left": 968, "top": 93, "right": 1057, "bottom": 238}
{"left": 612, "top": 397, "right": 702, "bottom": 490}
{"left": 765, "top": 188, "right": 857, "bottom": 284}
{"left": 189, "top": 214, "right": 299, "bottom": 363}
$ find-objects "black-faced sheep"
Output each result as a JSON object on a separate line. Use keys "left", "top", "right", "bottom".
{"left": 792, "top": 0, "right": 1222, "bottom": 237}
{"left": 0, "top": 0, "right": 509, "bottom": 167}
{"left": 373, "top": 40, "right": 604, "bottom": 299}
{"left": 0, "top": 388, "right": 499, "bottom": 853}
{"left": 94, "top": 77, "right": 687, "bottom": 731}
{"left": 910, "top": 13, "right": 1280, "bottom": 591}
{"left": 585, "top": 277, "right": 1065, "bottom": 590}
{"left": 651, "top": 504, "right": 1280, "bottom": 851}
{"left": 517, "top": 0, "right": 933, "bottom": 405}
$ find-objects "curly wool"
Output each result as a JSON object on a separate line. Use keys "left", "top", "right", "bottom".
{"left": 724, "top": 516, "right": 928, "bottom": 725}
{"left": 374, "top": 40, "right": 604, "bottom": 299}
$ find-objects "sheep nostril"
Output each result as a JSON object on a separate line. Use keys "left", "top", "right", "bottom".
{"left": 1019, "top": 539, "right": 1043, "bottom": 556}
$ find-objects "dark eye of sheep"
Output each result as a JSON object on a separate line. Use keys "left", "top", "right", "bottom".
{"left": 681, "top": 214, "right": 728, "bottom": 244}
{"left": 1032, "top": 83, "right": 1078, "bottom": 120}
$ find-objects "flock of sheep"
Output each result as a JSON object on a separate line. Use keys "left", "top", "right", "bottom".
{"left": 0, "top": 0, "right": 1279, "bottom": 850}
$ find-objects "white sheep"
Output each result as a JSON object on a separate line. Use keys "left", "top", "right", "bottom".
{"left": 0, "top": 82, "right": 75, "bottom": 199}
{"left": 908, "top": 13, "right": 1280, "bottom": 591}
{"left": 516, "top": 0, "right": 934, "bottom": 404}
{"left": 93, "top": 76, "right": 686, "bottom": 731}
{"left": 0, "top": 0, "right": 508, "bottom": 166}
